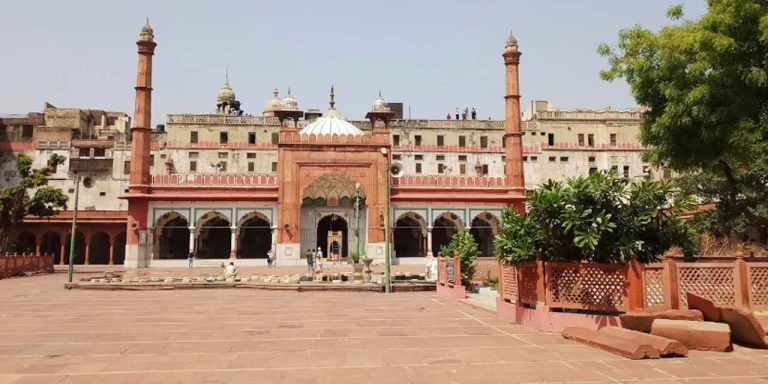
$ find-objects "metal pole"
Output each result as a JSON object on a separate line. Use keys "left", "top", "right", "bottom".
{"left": 384, "top": 161, "right": 392, "bottom": 293}
{"left": 67, "top": 174, "right": 80, "bottom": 283}
{"left": 355, "top": 188, "right": 360, "bottom": 257}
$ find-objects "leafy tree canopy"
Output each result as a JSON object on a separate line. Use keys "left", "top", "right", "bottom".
{"left": 495, "top": 171, "right": 697, "bottom": 265}
{"left": 598, "top": 0, "right": 768, "bottom": 240}
{"left": 0, "top": 153, "right": 68, "bottom": 252}
{"left": 441, "top": 229, "right": 478, "bottom": 289}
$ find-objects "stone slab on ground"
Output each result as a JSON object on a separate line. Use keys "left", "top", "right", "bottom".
{"left": 720, "top": 305, "right": 768, "bottom": 348}
{"left": 619, "top": 309, "right": 703, "bottom": 333}
{"left": 600, "top": 326, "right": 688, "bottom": 357}
{"left": 687, "top": 292, "right": 722, "bottom": 322}
{"left": 651, "top": 319, "right": 732, "bottom": 352}
{"left": 561, "top": 326, "right": 659, "bottom": 360}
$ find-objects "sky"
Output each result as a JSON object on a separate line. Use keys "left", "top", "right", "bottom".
{"left": 0, "top": 0, "right": 706, "bottom": 125}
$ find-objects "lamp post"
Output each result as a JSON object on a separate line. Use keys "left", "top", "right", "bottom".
{"left": 67, "top": 173, "right": 81, "bottom": 283}
{"left": 381, "top": 148, "right": 392, "bottom": 294}
{"left": 355, "top": 182, "right": 361, "bottom": 258}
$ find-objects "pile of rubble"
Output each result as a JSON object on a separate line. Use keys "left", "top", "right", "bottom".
{"left": 562, "top": 293, "right": 768, "bottom": 359}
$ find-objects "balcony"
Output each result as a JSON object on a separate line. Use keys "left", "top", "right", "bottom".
{"left": 68, "top": 158, "right": 113, "bottom": 173}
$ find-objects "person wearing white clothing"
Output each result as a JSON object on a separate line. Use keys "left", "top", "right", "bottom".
{"left": 426, "top": 257, "right": 438, "bottom": 282}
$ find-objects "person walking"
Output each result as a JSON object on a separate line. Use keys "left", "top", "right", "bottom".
{"left": 267, "top": 250, "right": 274, "bottom": 268}
{"left": 306, "top": 249, "right": 314, "bottom": 274}
{"left": 187, "top": 252, "right": 194, "bottom": 269}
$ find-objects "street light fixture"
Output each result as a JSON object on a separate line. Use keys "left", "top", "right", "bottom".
{"left": 355, "top": 182, "right": 361, "bottom": 258}
{"left": 381, "top": 147, "right": 392, "bottom": 294}
{"left": 67, "top": 172, "right": 81, "bottom": 283}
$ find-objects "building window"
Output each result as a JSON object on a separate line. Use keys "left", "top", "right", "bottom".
{"left": 190, "top": 161, "right": 197, "bottom": 172}
{"left": 587, "top": 134, "right": 595, "bottom": 147}
{"left": 246, "top": 152, "right": 256, "bottom": 159}
{"left": 623, "top": 165, "right": 630, "bottom": 178}
{"left": 482, "top": 164, "right": 489, "bottom": 175}
{"left": 436, "top": 155, "right": 445, "bottom": 161}
{"left": 438, "top": 164, "right": 445, "bottom": 174}
{"left": 663, "top": 168, "right": 672, "bottom": 179}
{"left": 414, "top": 154, "right": 423, "bottom": 161}
{"left": 611, "top": 165, "right": 618, "bottom": 172}
{"left": 79, "top": 148, "right": 90, "bottom": 158}
{"left": 218, "top": 152, "right": 228, "bottom": 159}
{"left": 415, "top": 163, "right": 422, "bottom": 173}
{"left": 393, "top": 154, "right": 401, "bottom": 160}
{"left": 248, "top": 132, "right": 256, "bottom": 144}
{"left": 560, "top": 156, "right": 569, "bottom": 162}
{"left": 502, "top": 156, "right": 506, "bottom": 161}
{"left": 459, "top": 135, "right": 466, "bottom": 148}
{"left": 502, "top": 139, "right": 506, "bottom": 148}
{"left": 549, "top": 156, "right": 556, "bottom": 162}
{"left": 189, "top": 152, "right": 199, "bottom": 159}
{"left": 393, "top": 134, "right": 400, "bottom": 146}
{"left": 21, "top": 125, "right": 33, "bottom": 138}
{"left": 459, "top": 164, "right": 466, "bottom": 174}
{"left": 219, "top": 161, "right": 227, "bottom": 172}
{"left": 190, "top": 131, "right": 198, "bottom": 144}
{"left": 548, "top": 133, "right": 555, "bottom": 146}
{"left": 94, "top": 148, "right": 106, "bottom": 157}
{"left": 588, "top": 156, "right": 596, "bottom": 163}
{"left": 414, "top": 135, "right": 422, "bottom": 146}
{"left": 123, "top": 160, "right": 130, "bottom": 175}
{"left": 530, "top": 156, "right": 538, "bottom": 162}
{"left": 271, "top": 162, "right": 278, "bottom": 172}
{"left": 220, "top": 132, "right": 229, "bottom": 145}
{"left": 248, "top": 162, "right": 255, "bottom": 172}
{"left": 589, "top": 167, "right": 598, "bottom": 174}
{"left": 437, "top": 135, "right": 444, "bottom": 147}
{"left": 610, "top": 133, "right": 617, "bottom": 146}
{"left": 271, "top": 132, "right": 279, "bottom": 145}
{"left": 99, "top": 192, "right": 106, "bottom": 197}
{"left": 480, "top": 136, "right": 488, "bottom": 148}
{"left": 458, "top": 155, "right": 467, "bottom": 162}
{"left": 578, "top": 134, "right": 584, "bottom": 146}
{"left": 523, "top": 156, "right": 528, "bottom": 162}
{"left": 541, "top": 132, "right": 546, "bottom": 136}
{"left": 150, "top": 155, "right": 155, "bottom": 166}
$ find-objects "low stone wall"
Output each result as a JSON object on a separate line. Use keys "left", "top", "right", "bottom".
{"left": 0, "top": 253, "right": 55, "bottom": 279}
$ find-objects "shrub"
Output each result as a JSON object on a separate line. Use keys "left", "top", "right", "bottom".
{"left": 496, "top": 170, "right": 697, "bottom": 265}
{"left": 441, "top": 228, "right": 478, "bottom": 289}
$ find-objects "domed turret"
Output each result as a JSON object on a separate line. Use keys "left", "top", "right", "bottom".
{"left": 263, "top": 88, "right": 282, "bottom": 117}
{"left": 371, "top": 91, "right": 389, "bottom": 112}
{"left": 215, "top": 73, "right": 242, "bottom": 115}
{"left": 281, "top": 87, "right": 299, "bottom": 111}
{"left": 216, "top": 79, "right": 236, "bottom": 104}
{"left": 504, "top": 31, "right": 518, "bottom": 53}
{"left": 139, "top": 18, "right": 154, "bottom": 42}
{"left": 299, "top": 86, "right": 364, "bottom": 136}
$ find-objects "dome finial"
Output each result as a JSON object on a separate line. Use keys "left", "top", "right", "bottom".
{"left": 139, "top": 19, "right": 154, "bottom": 42}
{"left": 504, "top": 30, "right": 518, "bottom": 53}
{"left": 281, "top": 87, "right": 298, "bottom": 111}
{"left": 330, "top": 85, "right": 336, "bottom": 110}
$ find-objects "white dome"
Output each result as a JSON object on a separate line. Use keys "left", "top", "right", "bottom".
{"left": 263, "top": 88, "right": 282, "bottom": 116}
{"left": 216, "top": 79, "right": 236, "bottom": 104}
{"left": 300, "top": 86, "right": 364, "bottom": 136}
{"left": 372, "top": 91, "right": 389, "bottom": 112}
{"left": 281, "top": 87, "right": 299, "bottom": 110}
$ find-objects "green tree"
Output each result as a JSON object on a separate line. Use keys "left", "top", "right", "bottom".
{"left": 0, "top": 153, "right": 68, "bottom": 253}
{"left": 441, "top": 229, "right": 478, "bottom": 289}
{"left": 598, "top": 0, "right": 768, "bottom": 243}
{"left": 495, "top": 171, "right": 697, "bottom": 265}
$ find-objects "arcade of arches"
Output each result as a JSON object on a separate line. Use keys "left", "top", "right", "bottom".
{"left": 393, "top": 211, "right": 499, "bottom": 258}
{"left": 300, "top": 174, "right": 367, "bottom": 258}
{"left": 153, "top": 210, "right": 276, "bottom": 260}
{"left": 15, "top": 228, "right": 126, "bottom": 265}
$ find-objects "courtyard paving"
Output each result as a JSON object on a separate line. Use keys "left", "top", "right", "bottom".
{"left": 2, "top": 271, "right": 768, "bottom": 383}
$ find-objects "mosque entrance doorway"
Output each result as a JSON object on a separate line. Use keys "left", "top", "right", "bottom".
{"left": 317, "top": 214, "right": 348, "bottom": 260}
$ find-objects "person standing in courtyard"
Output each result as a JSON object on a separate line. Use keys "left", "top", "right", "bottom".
{"left": 306, "top": 249, "right": 314, "bottom": 274}
{"left": 187, "top": 252, "right": 194, "bottom": 269}
{"left": 315, "top": 248, "right": 324, "bottom": 273}
{"left": 267, "top": 250, "right": 274, "bottom": 268}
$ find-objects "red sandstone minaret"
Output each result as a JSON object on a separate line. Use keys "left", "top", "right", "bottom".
{"left": 124, "top": 20, "right": 156, "bottom": 267}
{"left": 502, "top": 32, "right": 525, "bottom": 192}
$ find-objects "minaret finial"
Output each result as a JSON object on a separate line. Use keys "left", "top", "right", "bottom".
{"left": 378, "top": 90, "right": 382, "bottom": 97}
{"left": 287, "top": 86, "right": 292, "bottom": 95}
{"left": 330, "top": 85, "right": 336, "bottom": 109}
{"left": 146, "top": 17, "right": 150, "bottom": 25}
{"left": 225, "top": 66, "right": 229, "bottom": 82}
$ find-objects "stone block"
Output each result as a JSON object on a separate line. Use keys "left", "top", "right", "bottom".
{"left": 651, "top": 319, "right": 732, "bottom": 352}
{"left": 150, "top": 277, "right": 162, "bottom": 282}
{"left": 686, "top": 292, "right": 721, "bottom": 322}
{"left": 182, "top": 278, "right": 191, "bottom": 283}
{"left": 226, "top": 278, "right": 235, "bottom": 282}
{"left": 561, "top": 327, "right": 659, "bottom": 360}
{"left": 619, "top": 309, "right": 703, "bottom": 333}
{"left": 600, "top": 326, "right": 688, "bottom": 357}
{"left": 251, "top": 276, "right": 260, "bottom": 281}
{"left": 164, "top": 278, "right": 174, "bottom": 283}
{"left": 332, "top": 280, "right": 342, "bottom": 284}
{"left": 719, "top": 306, "right": 768, "bottom": 348}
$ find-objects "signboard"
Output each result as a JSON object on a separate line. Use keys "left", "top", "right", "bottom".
{"left": 445, "top": 258, "right": 455, "bottom": 284}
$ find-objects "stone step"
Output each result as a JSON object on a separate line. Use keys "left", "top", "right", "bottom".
{"left": 600, "top": 326, "right": 687, "bottom": 357}
{"left": 651, "top": 319, "right": 732, "bottom": 352}
{"left": 619, "top": 309, "right": 703, "bottom": 333}
{"left": 561, "top": 327, "right": 659, "bottom": 360}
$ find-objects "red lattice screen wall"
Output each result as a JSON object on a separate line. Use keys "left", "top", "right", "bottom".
{"left": 499, "top": 263, "right": 518, "bottom": 302}
{"left": 0, "top": 254, "right": 55, "bottom": 279}
{"left": 546, "top": 262, "right": 628, "bottom": 312}
{"left": 643, "top": 264, "right": 665, "bottom": 308}
{"left": 472, "top": 257, "right": 499, "bottom": 283}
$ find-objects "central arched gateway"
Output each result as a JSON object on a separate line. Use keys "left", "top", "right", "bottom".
{"left": 299, "top": 173, "right": 367, "bottom": 258}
